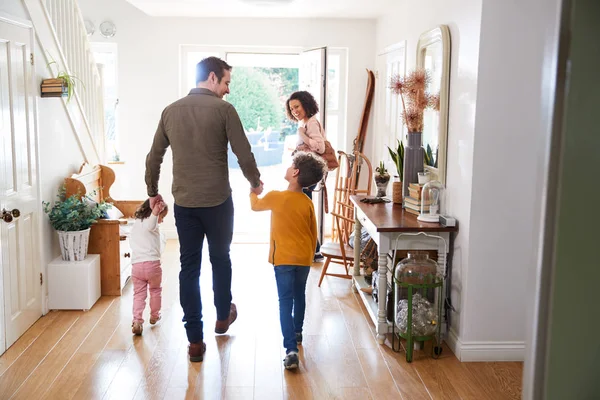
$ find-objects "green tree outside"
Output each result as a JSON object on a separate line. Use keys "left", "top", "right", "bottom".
{"left": 227, "top": 67, "right": 281, "bottom": 131}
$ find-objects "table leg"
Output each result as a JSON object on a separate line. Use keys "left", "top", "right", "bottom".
{"left": 376, "top": 251, "right": 388, "bottom": 344}
{"left": 353, "top": 210, "right": 362, "bottom": 277}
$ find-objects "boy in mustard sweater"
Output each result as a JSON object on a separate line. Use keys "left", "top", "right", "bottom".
{"left": 250, "top": 152, "right": 326, "bottom": 370}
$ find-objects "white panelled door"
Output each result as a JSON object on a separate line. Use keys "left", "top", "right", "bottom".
{"left": 300, "top": 47, "right": 327, "bottom": 128}
{"left": 0, "top": 18, "right": 42, "bottom": 355}
{"left": 299, "top": 47, "right": 327, "bottom": 242}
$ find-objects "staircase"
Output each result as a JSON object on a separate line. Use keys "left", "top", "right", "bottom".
{"left": 24, "top": 0, "right": 105, "bottom": 165}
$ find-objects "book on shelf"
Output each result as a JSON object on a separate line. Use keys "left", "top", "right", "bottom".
{"left": 42, "top": 78, "right": 65, "bottom": 85}
{"left": 404, "top": 202, "right": 430, "bottom": 212}
{"left": 41, "top": 86, "right": 67, "bottom": 93}
{"left": 404, "top": 196, "right": 431, "bottom": 207}
{"left": 404, "top": 207, "right": 420, "bottom": 216}
{"left": 41, "top": 92, "right": 66, "bottom": 98}
{"left": 41, "top": 83, "right": 66, "bottom": 89}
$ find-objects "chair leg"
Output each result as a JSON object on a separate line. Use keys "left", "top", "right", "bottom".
{"left": 318, "top": 257, "right": 332, "bottom": 287}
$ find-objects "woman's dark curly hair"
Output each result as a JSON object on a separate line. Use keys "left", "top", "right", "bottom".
{"left": 134, "top": 199, "right": 169, "bottom": 220}
{"left": 285, "top": 91, "right": 320, "bottom": 122}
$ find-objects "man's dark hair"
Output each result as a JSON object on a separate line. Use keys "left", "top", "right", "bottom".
{"left": 293, "top": 152, "right": 326, "bottom": 188}
{"left": 196, "top": 57, "right": 232, "bottom": 85}
{"left": 285, "top": 91, "right": 320, "bottom": 121}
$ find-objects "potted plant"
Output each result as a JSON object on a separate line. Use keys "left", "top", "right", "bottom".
{"left": 374, "top": 161, "right": 390, "bottom": 198}
{"left": 388, "top": 140, "right": 404, "bottom": 204}
{"left": 41, "top": 58, "right": 84, "bottom": 102}
{"left": 43, "top": 186, "right": 111, "bottom": 261}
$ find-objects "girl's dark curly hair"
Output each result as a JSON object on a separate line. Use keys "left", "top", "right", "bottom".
{"left": 285, "top": 91, "right": 320, "bottom": 122}
{"left": 134, "top": 199, "right": 169, "bottom": 220}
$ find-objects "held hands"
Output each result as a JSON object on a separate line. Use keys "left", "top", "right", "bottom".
{"left": 149, "top": 194, "right": 163, "bottom": 209}
{"left": 250, "top": 180, "right": 264, "bottom": 196}
{"left": 151, "top": 199, "right": 166, "bottom": 216}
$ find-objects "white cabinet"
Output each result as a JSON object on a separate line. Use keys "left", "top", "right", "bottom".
{"left": 48, "top": 254, "right": 101, "bottom": 310}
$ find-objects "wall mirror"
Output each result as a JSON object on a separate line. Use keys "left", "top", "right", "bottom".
{"left": 416, "top": 25, "right": 451, "bottom": 185}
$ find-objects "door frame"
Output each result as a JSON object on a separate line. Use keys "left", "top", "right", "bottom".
{"left": 0, "top": 12, "right": 44, "bottom": 354}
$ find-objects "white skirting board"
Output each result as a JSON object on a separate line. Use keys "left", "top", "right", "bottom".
{"left": 446, "top": 328, "right": 525, "bottom": 362}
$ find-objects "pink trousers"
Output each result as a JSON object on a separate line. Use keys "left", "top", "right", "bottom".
{"left": 132, "top": 260, "right": 162, "bottom": 323}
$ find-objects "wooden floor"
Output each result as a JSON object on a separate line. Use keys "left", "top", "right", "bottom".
{"left": 0, "top": 241, "right": 522, "bottom": 400}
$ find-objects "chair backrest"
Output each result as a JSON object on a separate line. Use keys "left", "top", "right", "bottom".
{"left": 330, "top": 151, "right": 373, "bottom": 242}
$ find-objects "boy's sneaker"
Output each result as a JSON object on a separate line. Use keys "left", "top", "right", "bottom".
{"left": 132, "top": 321, "right": 143, "bottom": 336}
{"left": 296, "top": 332, "right": 303, "bottom": 345}
{"left": 283, "top": 352, "right": 299, "bottom": 370}
{"left": 150, "top": 315, "right": 161, "bottom": 325}
{"left": 313, "top": 252, "right": 324, "bottom": 262}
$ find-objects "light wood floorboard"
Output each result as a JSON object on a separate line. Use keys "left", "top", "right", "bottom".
{"left": 0, "top": 241, "right": 523, "bottom": 399}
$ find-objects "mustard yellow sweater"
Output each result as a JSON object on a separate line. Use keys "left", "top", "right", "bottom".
{"left": 250, "top": 190, "right": 317, "bottom": 266}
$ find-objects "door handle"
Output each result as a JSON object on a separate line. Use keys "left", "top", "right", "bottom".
{"left": 2, "top": 209, "right": 20, "bottom": 223}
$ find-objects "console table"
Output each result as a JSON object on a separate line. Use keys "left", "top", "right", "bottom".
{"left": 350, "top": 195, "right": 459, "bottom": 344}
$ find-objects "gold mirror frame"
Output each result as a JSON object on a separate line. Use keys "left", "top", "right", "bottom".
{"left": 416, "top": 25, "right": 451, "bottom": 185}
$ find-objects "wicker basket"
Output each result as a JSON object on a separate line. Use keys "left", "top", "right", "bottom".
{"left": 392, "top": 181, "right": 403, "bottom": 204}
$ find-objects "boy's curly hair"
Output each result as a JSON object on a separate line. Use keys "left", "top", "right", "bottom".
{"left": 293, "top": 152, "right": 327, "bottom": 188}
{"left": 285, "top": 91, "right": 319, "bottom": 122}
{"left": 134, "top": 199, "right": 169, "bottom": 220}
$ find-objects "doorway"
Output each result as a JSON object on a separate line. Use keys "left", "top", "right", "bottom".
{"left": 181, "top": 46, "right": 347, "bottom": 243}
{"left": 225, "top": 53, "right": 301, "bottom": 243}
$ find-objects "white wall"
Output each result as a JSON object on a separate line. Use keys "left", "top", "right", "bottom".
{"left": 78, "top": 0, "right": 377, "bottom": 236}
{"left": 465, "top": 0, "right": 562, "bottom": 361}
{"left": 374, "top": 0, "right": 482, "bottom": 340}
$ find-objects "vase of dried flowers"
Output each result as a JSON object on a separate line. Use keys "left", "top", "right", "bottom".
{"left": 389, "top": 69, "right": 436, "bottom": 198}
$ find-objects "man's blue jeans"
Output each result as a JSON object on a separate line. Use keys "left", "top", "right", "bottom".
{"left": 174, "top": 197, "right": 234, "bottom": 344}
{"left": 274, "top": 265, "right": 310, "bottom": 353}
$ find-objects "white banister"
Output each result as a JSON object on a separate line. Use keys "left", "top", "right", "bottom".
{"left": 39, "top": 0, "right": 106, "bottom": 163}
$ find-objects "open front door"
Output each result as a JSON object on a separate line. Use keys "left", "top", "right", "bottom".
{"left": 0, "top": 18, "right": 43, "bottom": 355}
{"left": 299, "top": 47, "right": 327, "bottom": 243}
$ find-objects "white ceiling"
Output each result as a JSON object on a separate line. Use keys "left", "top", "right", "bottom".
{"left": 124, "top": 0, "right": 393, "bottom": 19}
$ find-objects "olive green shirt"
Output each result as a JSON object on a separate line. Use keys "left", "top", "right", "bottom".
{"left": 145, "top": 88, "right": 261, "bottom": 207}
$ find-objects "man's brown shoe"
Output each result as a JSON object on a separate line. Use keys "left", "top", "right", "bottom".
{"left": 215, "top": 303, "right": 237, "bottom": 334}
{"left": 188, "top": 342, "right": 206, "bottom": 362}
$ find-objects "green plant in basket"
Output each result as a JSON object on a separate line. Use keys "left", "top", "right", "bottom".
{"left": 43, "top": 185, "right": 111, "bottom": 232}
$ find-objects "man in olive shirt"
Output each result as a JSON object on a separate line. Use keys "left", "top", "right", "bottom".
{"left": 145, "top": 57, "right": 263, "bottom": 362}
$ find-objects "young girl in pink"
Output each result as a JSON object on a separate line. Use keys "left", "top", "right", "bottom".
{"left": 130, "top": 198, "right": 168, "bottom": 335}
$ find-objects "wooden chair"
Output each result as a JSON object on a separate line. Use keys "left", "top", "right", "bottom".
{"left": 330, "top": 151, "right": 372, "bottom": 242}
{"left": 318, "top": 151, "right": 372, "bottom": 287}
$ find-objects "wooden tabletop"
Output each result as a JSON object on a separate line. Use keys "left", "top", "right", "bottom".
{"left": 351, "top": 195, "right": 459, "bottom": 233}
